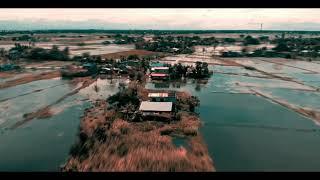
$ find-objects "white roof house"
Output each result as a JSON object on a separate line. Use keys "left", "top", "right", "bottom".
{"left": 151, "top": 67, "right": 169, "bottom": 71}
{"left": 148, "top": 93, "right": 169, "bottom": 98}
{"left": 139, "top": 101, "right": 173, "bottom": 112}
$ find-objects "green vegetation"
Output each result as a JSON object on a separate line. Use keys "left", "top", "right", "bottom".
{"left": 135, "top": 36, "right": 219, "bottom": 54}
{"left": 102, "top": 41, "right": 111, "bottom": 45}
{"left": 168, "top": 62, "right": 212, "bottom": 79}
{"left": 77, "top": 42, "right": 86, "bottom": 46}
{"left": 7, "top": 43, "right": 70, "bottom": 61}
{"left": 223, "top": 38, "right": 236, "bottom": 44}
{"left": 243, "top": 35, "right": 260, "bottom": 45}
{"left": 113, "top": 34, "right": 143, "bottom": 44}
{"left": 28, "top": 45, "right": 70, "bottom": 60}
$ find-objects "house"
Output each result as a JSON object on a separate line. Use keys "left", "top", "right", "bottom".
{"left": 120, "top": 60, "right": 140, "bottom": 69}
{"left": 172, "top": 48, "right": 179, "bottom": 52}
{"left": 82, "top": 63, "right": 97, "bottom": 73}
{"left": 150, "top": 61, "right": 165, "bottom": 68}
{"left": 139, "top": 101, "right": 173, "bottom": 120}
{"left": 148, "top": 92, "right": 176, "bottom": 102}
{"left": 99, "top": 67, "right": 112, "bottom": 74}
{"left": 150, "top": 73, "right": 169, "bottom": 80}
{"left": 151, "top": 66, "right": 169, "bottom": 74}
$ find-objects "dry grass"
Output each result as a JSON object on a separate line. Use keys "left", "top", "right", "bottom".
{"left": 63, "top": 90, "right": 214, "bottom": 171}
{"left": 64, "top": 117, "right": 214, "bottom": 171}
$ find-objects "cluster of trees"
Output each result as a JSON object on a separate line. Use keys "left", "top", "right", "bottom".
{"left": 113, "top": 34, "right": 143, "bottom": 44}
{"left": 243, "top": 35, "right": 260, "bottom": 45}
{"left": 102, "top": 41, "right": 111, "bottom": 45}
{"left": 107, "top": 83, "right": 140, "bottom": 110}
{"left": 135, "top": 36, "right": 221, "bottom": 54}
{"left": 272, "top": 37, "right": 320, "bottom": 52}
{"left": 27, "top": 45, "right": 70, "bottom": 60}
{"left": 7, "top": 44, "right": 70, "bottom": 61}
{"left": 223, "top": 38, "right": 236, "bottom": 44}
{"left": 168, "top": 62, "right": 211, "bottom": 79}
{"left": 11, "top": 35, "right": 36, "bottom": 41}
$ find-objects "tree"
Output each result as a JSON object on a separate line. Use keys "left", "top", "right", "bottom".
{"left": 224, "top": 38, "right": 236, "bottom": 43}
{"left": 102, "top": 41, "right": 111, "bottom": 45}
{"left": 0, "top": 48, "right": 6, "bottom": 57}
{"left": 82, "top": 52, "right": 90, "bottom": 58}
{"left": 202, "top": 62, "right": 209, "bottom": 75}
{"left": 127, "top": 54, "right": 139, "bottom": 60}
{"left": 195, "top": 61, "right": 202, "bottom": 78}
{"left": 244, "top": 35, "right": 260, "bottom": 45}
{"left": 273, "top": 42, "right": 290, "bottom": 52}
{"left": 259, "top": 36, "right": 269, "bottom": 42}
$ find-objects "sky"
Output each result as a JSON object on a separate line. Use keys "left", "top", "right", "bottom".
{"left": 0, "top": 8, "right": 319, "bottom": 31}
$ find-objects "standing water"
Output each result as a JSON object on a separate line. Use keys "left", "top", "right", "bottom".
{"left": 0, "top": 77, "right": 123, "bottom": 171}
{"left": 146, "top": 63, "right": 320, "bottom": 171}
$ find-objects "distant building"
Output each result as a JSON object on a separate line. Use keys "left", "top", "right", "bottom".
{"left": 148, "top": 92, "right": 176, "bottom": 102}
{"left": 150, "top": 61, "right": 165, "bottom": 68}
{"left": 172, "top": 48, "right": 179, "bottom": 52}
{"left": 151, "top": 66, "right": 169, "bottom": 74}
{"left": 150, "top": 73, "right": 169, "bottom": 80}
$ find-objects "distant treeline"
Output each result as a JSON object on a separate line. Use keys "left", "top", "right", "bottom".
{"left": 1, "top": 29, "right": 320, "bottom": 35}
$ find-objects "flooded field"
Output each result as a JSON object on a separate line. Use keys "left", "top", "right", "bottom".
{"left": 147, "top": 57, "right": 320, "bottom": 171}
{"left": 0, "top": 73, "right": 126, "bottom": 171}
{"left": 0, "top": 42, "right": 135, "bottom": 57}
{"left": 193, "top": 43, "right": 275, "bottom": 56}
{"left": 1, "top": 53, "right": 320, "bottom": 171}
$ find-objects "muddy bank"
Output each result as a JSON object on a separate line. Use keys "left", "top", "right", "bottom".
{"left": 0, "top": 71, "right": 61, "bottom": 89}
{"left": 251, "top": 89, "right": 320, "bottom": 124}
{"left": 214, "top": 71, "right": 272, "bottom": 79}
{"left": 257, "top": 58, "right": 319, "bottom": 74}
{"left": 0, "top": 72, "right": 17, "bottom": 79}
{"left": 10, "top": 76, "right": 97, "bottom": 129}
{"left": 62, "top": 85, "right": 214, "bottom": 172}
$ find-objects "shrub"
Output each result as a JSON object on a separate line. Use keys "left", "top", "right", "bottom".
{"left": 117, "top": 142, "right": 129, "bottom": 157}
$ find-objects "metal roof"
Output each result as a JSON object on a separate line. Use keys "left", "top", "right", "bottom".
{"left": 152, "top": 67, "right": 169, "bottom": 70}
{"left": 139, "top": 101, "right": 172, "bottom": 112}
{"left": 150, "top": 73, "right": 169, "bottom": 77}
{"left": 148, "top": 93, "right": 169, "bottom": 98}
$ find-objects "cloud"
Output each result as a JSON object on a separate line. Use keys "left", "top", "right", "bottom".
{"left": 0, "top": 9, "right": 319, "bottom": 30}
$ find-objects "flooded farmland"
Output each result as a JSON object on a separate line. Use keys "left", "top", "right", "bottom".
{"left": 146, "top": 57, "right": 320, "bottom": 171}
{"left": 0, "top": 73, "right": 125, "bottom": 171}
{"left": 0, "top": 42, "right": 135, "bottom": 57}
{"left": 1, "top": 56, "right": 320, "bottom": 171}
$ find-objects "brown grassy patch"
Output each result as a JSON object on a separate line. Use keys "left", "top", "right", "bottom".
{"left": 0, "top": 72, "right": 15, "bottom": 78}
{"left": 63, "top": 97, "right": 214, "bottom": 172}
